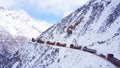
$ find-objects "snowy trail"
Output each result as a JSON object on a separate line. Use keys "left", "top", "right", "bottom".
{"left": 37, "top": 42, "right": 117, "bottom": 68}
{"left": 45, "top": 44, "right": 116, "bottom": 68}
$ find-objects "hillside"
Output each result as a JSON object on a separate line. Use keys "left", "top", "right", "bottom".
{"left": 38, "top": 0, "right": 120, "bottom": 60}
{"left": 36, "top": 0, "right": 120, "bottom": 67}
{"left": 0, "top": 7, "right": 51, "bottom": 38}
{"left": 0, "top": 0, "right": 120, "bottom": 68}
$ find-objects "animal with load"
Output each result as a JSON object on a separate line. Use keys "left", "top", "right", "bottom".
{"left": 82, "top": 46, "right": 97, "bottom": 53}
{"left": 70, "top": 44, "right": 81, "bottom": 50}
{"left": 107, "top": 54, "right": 120, "bottom": 66}
{"left": 56, "top": 42, "right": 66, "bottom": 47}
{"left": 37, "top": 39, "right": 44, "bottom": 43}
{"left": 46, "top": 41, "right": 55, "bottom": 45}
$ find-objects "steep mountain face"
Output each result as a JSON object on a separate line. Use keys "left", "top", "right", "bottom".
{"left": 38, "top": 0, "right": 120, "bottom": 59}
{"left": 0, "top": 7, "right": 51, "bottom": 38}
{"left": 33, "top": 0, "right": 120, "bottom": 67}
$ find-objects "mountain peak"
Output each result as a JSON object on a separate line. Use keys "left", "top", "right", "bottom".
{"left": 0, "top": 7, "right": 51, "bottom": 38}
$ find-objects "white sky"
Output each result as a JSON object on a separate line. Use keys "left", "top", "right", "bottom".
{"left": 0, "top": 0, "right": 90, "bottom": 23}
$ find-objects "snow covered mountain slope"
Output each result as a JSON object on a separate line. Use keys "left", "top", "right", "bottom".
{"left": 32, "top": 0, "right": 120, "bottom": 67}
{"left": 0, "top": 7, "right": 51, "bottom": 38}
{"left": 38, "top": 0, "right": 120, "bottom": 59}
{"left": 0, "top": 25, "right": 116, "bottom": 68}
{"left": 0, "top": 33, "right": 115, "bottom": 68}
{"left": 0, "top": 26, "right": 116, "bottom": 68}
{"left": 0, "top": 0, "right": 120, "bottom": 68}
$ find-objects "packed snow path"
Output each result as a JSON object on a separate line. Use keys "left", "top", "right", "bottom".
{"left": 47, "top": 43, "right": 119, "bottom": 68}
{"left": 33, "top": 40, "right": 118, "bottom": 68}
